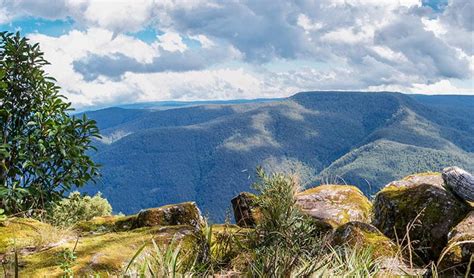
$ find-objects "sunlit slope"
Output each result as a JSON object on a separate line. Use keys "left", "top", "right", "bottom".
{"left": 83, "top": 92, "right": 474, "bottom": 220}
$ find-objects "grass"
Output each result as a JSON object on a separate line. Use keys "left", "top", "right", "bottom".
{"left": 123, "top": 170, "right": 384, "bottom": 277}
{"left": 3, "top": 170, "right": 472, "bottom": 277}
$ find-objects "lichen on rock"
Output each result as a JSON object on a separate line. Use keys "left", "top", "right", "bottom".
{"left": 74, "top": 215, "right": 137, "bottom": 234}
{"left": 135, "top": 201, "right": 205, "bottom": 229}
{"left": 19, "top": 225, "right": 199, "bottom": 277}
{"left": 372, "top": 172, "right": 471, "bottom": 263}
{"left": 331, "top": 221, "right": 397, "bottom": 258}
{"left": 296, "top": 184, "right": 372, "bottom": 228}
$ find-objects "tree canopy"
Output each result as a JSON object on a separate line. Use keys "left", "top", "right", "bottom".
{"left": 0, "top": 32, "right": 100, "bottom": 215}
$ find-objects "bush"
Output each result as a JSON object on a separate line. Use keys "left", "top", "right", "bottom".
{"left": 248, "top": 168, "right": 323, "bottom": 277}
{"left": 47, "top": 191, "right": 112, "bottom": 227}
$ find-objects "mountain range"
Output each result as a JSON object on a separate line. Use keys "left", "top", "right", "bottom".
{"left": 82, "top": 91, "right": 474, "bottom": 221}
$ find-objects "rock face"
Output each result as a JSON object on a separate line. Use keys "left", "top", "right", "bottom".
{"left": 135, "top": 201, "right": 204, "bottom": 229}
{"left": 231, "top": 192, "right": 261, "bottom": 228}
{"left": 330, "top": 221, "right": 425, "bottom": 276}
{"left": 0, "top": 203, "right": 206, "bottom": 277}
{"left": 373, "top": 173, "right": 471, "bottom": 263}
{"left": 442, "top": 166, "right": 474, "bottom": 202}
{"left": 296, "top": 185, "right": 372, "bottom": 228}
{"left": 20, "top": 225, "right": 199, "bottom": 277}
{"left": 438, "top": 211, "right": 474, "bottom": 274}
{"left": 331, "top": 221, "right": 396, "bottom": 258}
{"left": 74, "top": 215, "right": 137, "bottom": 233}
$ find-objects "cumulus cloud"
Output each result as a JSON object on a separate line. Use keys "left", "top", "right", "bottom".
{"left": 1, "top": 0, "right": 471, "bottom": 108}
{"left": 72, "top": 41, "right": 241, "bottom": 80}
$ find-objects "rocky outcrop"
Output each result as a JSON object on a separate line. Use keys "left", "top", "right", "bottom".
{"left": 442, "top": 166, "right": 474, "bottom": 202}
{"left": 3, "top": 168, "right": 473, "bottom": 277}
{"left": 0, "top": 203, "right": 206, "bottom": 277}
{"left": 331, "top": 221, "right": 396, "bottom": 257}
{"left": 438, "top": 211, "right": 474, "bottom": 274}
{"left": 75, "top": 202, "right": 206, "bottom": 233}
{"left": 296, "top": 185, "right": 372, "bottom": 228}
{"left": 20, "top": 225, "right": 199, "bottom": 277}
{"left": 330, "top": 221, "right": 425, "bottom": 277}
{"left": 74, "top": 215, "right": 137, "bottom": 234}
{"left": 135, "top": 201, "right": 204, "bottom": 229}
{"left": 373, "top": 172, "right": 471, "bottom": 263}
{"left": 231, "top": 192, "right": 261, "bottom": 228}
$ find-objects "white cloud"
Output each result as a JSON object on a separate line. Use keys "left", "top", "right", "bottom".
{"left": 155, "top": 32, "right": 187, "bottom": 52}
{"left": 321, "top": 26, "right": 374, "bottom": 44}
{"left": 0, "top": 6, "right": 11, "bottom": 24}
{"left": 411, "top": 79, "right": 474, "bottom": 95}
{"left": 83, "top": 0, "right": 156, "bottom": 33}
{"left": 2, "top": 0, "right": 471, "bottom": 109}
{"left": 297, "top": 14, "right": 323, "bottom": 33}
{"left": 189, "top": 34, "right": 215, "bottom": 48}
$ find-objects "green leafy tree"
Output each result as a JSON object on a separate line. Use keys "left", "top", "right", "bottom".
{"left": 0, "top": 32, "right": 100, "bottom": 215}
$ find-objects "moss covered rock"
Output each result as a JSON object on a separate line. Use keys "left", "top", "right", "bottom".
{"left": 331, "top": 221, "right": 397, "bottom": 258}
{"left": 18, "top": 225, "right": 199, "bottom": 277}
{"left": 331, "top": 222, "right": 426, "bottom": 277}
{"left": 438, "top": 210, "right": 474, "bottom": 275}
{"left": 296, "top": 185, "right": 372, "bottom": 228}
{"left": 74, "top": 215, "right": 137, "bottom": 234}
{"left": 0, "top": 218, "right": 69, "bottom": 255}
{"left": 373, "top": 172, "right": 471, "bottom": 263}
{"left": 135, "top": 201, "right": 204, "bottom": 229}
{"left": 331, "top": 221, "right": 423, "bottom": 277}
{"left": 231, "top": 192, "right": 261, "bottom": 228}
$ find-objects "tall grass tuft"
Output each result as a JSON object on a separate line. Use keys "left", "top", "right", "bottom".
{"left": 247, "top": 168, "right": 323, "bottom": 277}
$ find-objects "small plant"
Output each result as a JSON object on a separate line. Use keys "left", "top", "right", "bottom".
{"left": 0, "top": 209, "right": 6, "bottom": 222}
{"left": 294, "top": 245, "right": 381, "bottom": 277}
{"left": 47, "top": 191, "right": 112, "bottom": 227}
{"left": 58, "top": 238, "right": 79, "bottom": 278}
{"left": 125, "top": 221, "right": 216, "bottom": 276}
{"left": 125, "top": 238, "right": 190, "bottom": 277}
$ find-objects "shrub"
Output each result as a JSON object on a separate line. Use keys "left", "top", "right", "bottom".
{"left": 47, "top": 191, "right": 112, "bottom": 227}
{"left": 248, "top": 167, "right": 323, "bottom": 277}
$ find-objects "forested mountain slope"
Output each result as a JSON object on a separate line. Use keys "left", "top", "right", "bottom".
{"left": 83, "top": 92, "right": 474, "bottom": 220}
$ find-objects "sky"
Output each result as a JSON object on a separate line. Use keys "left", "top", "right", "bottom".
{"left": 0, "top": 0, "right": 473, "bottom": 109}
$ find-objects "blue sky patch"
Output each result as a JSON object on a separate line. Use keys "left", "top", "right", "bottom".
{"left": 128, "top": 27, "right": 161, "bottom": 43}
{"left": 422, "top": 0, "right": 448, "bottom": 12}
{"left": 0, "top": 17, "right": 74, "bottom": 37}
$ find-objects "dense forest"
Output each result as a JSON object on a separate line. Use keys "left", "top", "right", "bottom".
{"left": 83, "top": 91, "right": 474, "bottom": 220}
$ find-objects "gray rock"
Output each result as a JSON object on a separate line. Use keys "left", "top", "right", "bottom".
{"left": 442, "top": 166, "right": 474, "bottom": 203}
{"left": 135, "top": 201, "right": 204, "bottom": 229}
{"left": 373, "top": 172, "right": 471, "bottom": 263}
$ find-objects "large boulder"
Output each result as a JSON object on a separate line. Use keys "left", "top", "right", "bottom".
{"left": 19, "top": 225, "right": 199, "bottom": 277}
{"left": 231, "top": 192, "right": 261, "bottom": 228}
{"left": 331, "top": 221, "right": 396, "bottom": 258}
{"left": 330, "top": 221, "right": 424, "bottom": 276}
{"left": 135, "top": 202, "right": 205, "bottom": 229}
{"left": 373, "top": 172, "right": 471, "bottom": 263}
{"left": 438, "top": 211, "right": 474, "bottom": 275}
{"left": 74, "top": 215, "right": 137, "bottom": 234}
{"left": 296, "top": 185, "right": 372, "bottom": 228}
